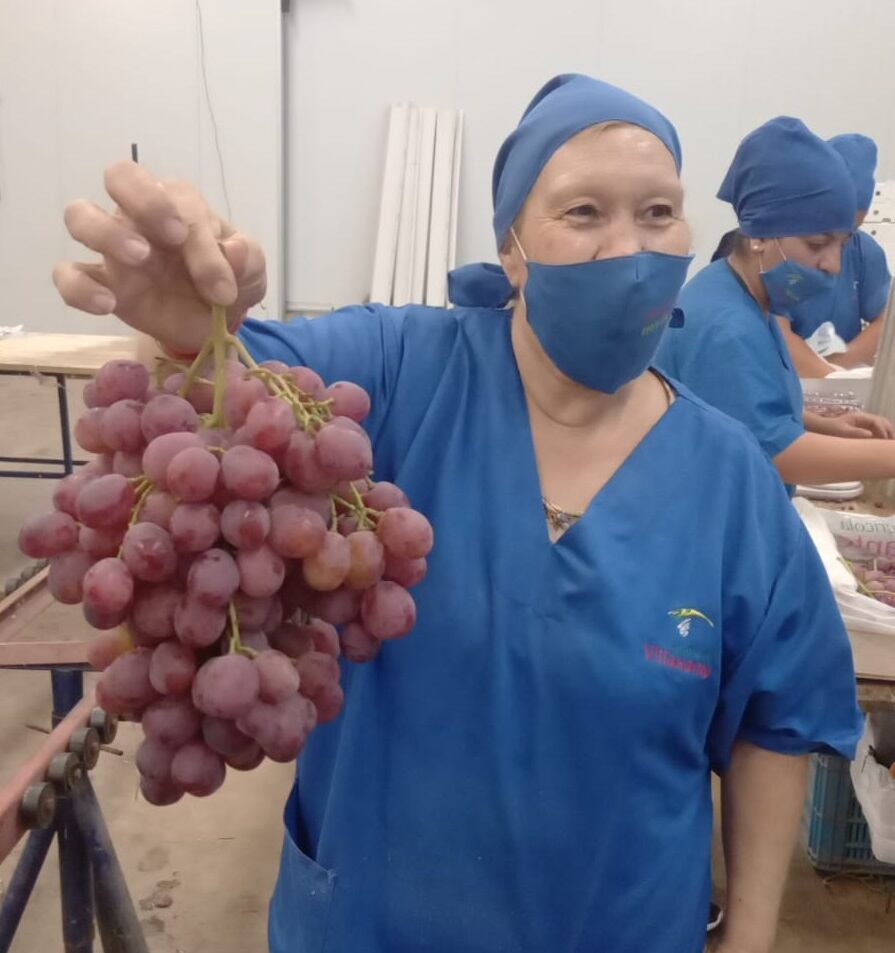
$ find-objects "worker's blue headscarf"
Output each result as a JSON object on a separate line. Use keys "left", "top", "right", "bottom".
{"left": 717, "top": 117, "right": 856, "bottom": 238}
{"left": 829, "top": 133, "right": 877, "bottom": 212}
{"left": 448, "top": 74, "right": 682, "bottom": 308}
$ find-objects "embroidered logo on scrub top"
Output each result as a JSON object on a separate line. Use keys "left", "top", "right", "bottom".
{"left": 667, "top": 608, "right": 714, "bottom": 638}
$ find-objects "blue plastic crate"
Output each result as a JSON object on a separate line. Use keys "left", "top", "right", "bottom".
{"left": 801, "top": 753, "right": 895, "bottom": 876}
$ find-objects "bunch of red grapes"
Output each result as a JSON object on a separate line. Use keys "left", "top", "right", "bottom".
{"left": 19, "top": 314, "right": 432, "bottom": 805}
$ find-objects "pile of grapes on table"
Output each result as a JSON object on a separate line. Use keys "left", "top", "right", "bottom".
{"left": 18, "top": 307, "right": 432, "bottom": 805}
{"left": 846, "top": 558, "right": 895, "bottom": 609}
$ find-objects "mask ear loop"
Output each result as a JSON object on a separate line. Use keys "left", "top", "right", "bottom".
{"left": 774, "top": 238, "right": 788, "bottom": 263}
{"left": 509, "top": 227, "right": 529, "bottom": 307}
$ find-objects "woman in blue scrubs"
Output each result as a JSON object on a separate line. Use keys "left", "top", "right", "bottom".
{"left": 720, "top": 134, "right": 891, "bottom": 380}
{"left": 785, "top": 134, "right": 891, "bottom": 369}
{"left": 658, "top": 117, "right": 895, "bottom": 489}
{"left": 56, "top": 76, "right": 863, "bottom": 953}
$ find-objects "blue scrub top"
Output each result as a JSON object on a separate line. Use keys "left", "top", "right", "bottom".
{"left": 240, "top": 305, "right": 862, "bottom": 953}
{"left": 656, "top": 259, "right": 805, "bottom": 462}
{"left": 788, "top": 230, "right": 891, "bottom": 342}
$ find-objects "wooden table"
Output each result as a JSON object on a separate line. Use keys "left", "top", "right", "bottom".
{"left": 0, "top": 333, "right": 134, "bottom": 479}
{"left": 857, "top": 679, "right": 895, "bottom": 713}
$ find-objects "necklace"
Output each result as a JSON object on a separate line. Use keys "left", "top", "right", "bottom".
{"left": 542, "top": 497, "right": 583, "bottom": 534}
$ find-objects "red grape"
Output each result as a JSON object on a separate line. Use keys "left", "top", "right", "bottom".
{"left": 121, "top": 523, "right": 177, "bottom": 582}
{"left": 148, "top": 640, "right": 197, "bottom": 695}
{"left": 100, "top": 399, "right": 145, "bottom": 452}
{"left": 237, "top": 545, "right": 285, "bottom": 599}
{"left": 96, "top": 648, "right": 157, "bottom": 713}
{"left": 244, "top": 397, "right": 294, "bottom": 451}
{"left": 93, "top": 360, "right": 149, "bottom": 404}
{"left": 221, "top": 500, "right": 271, "bottom": 550}
{"left": 340, "top": 621, "right": 382, "bottom": 663}
{"left": 360, "top": 581, "right": 416, "bottom": 640}
{"left": 187, "top": 548, "right": 240, "bottom": 607}
{"left": 76, "top": 474, "right": 135, "bottom": 529}
{"left": 167, "top": 447, "right": 220, "bottom": 502}
{"left": 376, "top": 507, "right": 434, "bottom": 559}
{"left": 221, "top": 445, "right": 279, "bottom": 501}
{"left": 141, "top": 394, "right": 199, "bottom": 442}
{"left": 18, "top": 511, "right": 78, "bottom": 558}
{"left": 268, "top": 504, "right": 326, "bottom": 559}
{"left": 255, "top": 649, "right": 300, "bottom": 703}
{"left": 324, "top": 381, "right": 370, "bottom": 422}
{"left": 170, "top": 503, "right": 220, "bottom": 552}
{"left": 82, "top": 557, "right": 134, "bottom": 629}
{"left": 48, "top": 549, "right": 94, "bottom": 604}
{"left": 173, "top": 597, "right": 227, "bottom": 648}
{"left": 142, "top": 695, "right": 201, "bottom": 747}
{"left": 303, "top": 531, "right": 350, "bottom": 591}
{"left": 192, "top": 654, "right": 260, "bottom": 719}
{"left": 171, "top": 741, "right": 226, "bottom": 797}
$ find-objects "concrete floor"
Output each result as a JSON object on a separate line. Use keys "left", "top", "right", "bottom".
{"left": 0, "top": 373, "right": 892, "bottom": 951}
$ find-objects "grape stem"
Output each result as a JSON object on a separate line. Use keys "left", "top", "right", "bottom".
{"left": 194, "top": 303, "right": 379, "bottom": 536}
{"left": 116, "top": 478, "right": 155, "bottom": 556}
{"left": 178, "top": 337, "right": 215, "bottom": 401}
{"left": 227, "top": 600, "right": 256, "bottom": 658}
{"left": 128, "top": 479, "right": 154, "bottom": 527}
{"left": 839, "top": 557, "right": 877, "bottom": 598}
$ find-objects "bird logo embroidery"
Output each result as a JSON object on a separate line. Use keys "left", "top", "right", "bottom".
{"left": 668, "top": 608, "right": 714, "bottom": 638}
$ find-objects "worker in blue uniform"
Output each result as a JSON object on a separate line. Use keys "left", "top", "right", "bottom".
{"left": 782, "top": 133, "right": 891, "bottom": 371}
{"left": 718, "top": 134, "right": 891, "bottom": 379}
{"left": 658, "top": 117, "right": 895, "bottom": 490}
{"left": 55, "top": 75, "right": 863, "bottom": 953}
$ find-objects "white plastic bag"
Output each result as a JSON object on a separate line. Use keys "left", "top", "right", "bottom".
{"left": 850, "top": 712, "right": 895, "bottom": 864}
{"left": 793, "top": 498, "right": 895, "bottom": 636}
{"left": 806, "top": 320, "right": 849, "bottom": 358}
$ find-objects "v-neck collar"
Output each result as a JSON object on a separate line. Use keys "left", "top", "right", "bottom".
{"left": 504, "top": 319, "right": 682, "bottom": 552}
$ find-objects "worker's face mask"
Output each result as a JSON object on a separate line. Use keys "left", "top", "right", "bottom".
{"left": 758, "top": 239, "right": 838, "bottom": 318}
{"left": 511, "top": 230, "right": 692, "bottom": 393}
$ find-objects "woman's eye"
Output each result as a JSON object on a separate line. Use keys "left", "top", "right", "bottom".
{"left": 646, "top": 204, "right": 674, "bottom": 220}
{"left": 566, "top": 205, "right": 598, "bottom": 219}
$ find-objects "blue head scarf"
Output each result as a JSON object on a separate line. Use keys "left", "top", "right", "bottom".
{"left": 717, "top": 117, "right": 856, "bottom": 238}
{"left": 448, "top": 74, "right": 682, "bottom": 308}
{"left": 829, "top": 133, "right": 877, "bottom": 211}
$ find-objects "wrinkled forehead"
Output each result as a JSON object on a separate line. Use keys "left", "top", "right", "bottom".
{"left": 531, "top": 123, "right": 681, "bottom": 193}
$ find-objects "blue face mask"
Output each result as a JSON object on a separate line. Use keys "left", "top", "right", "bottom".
{"left": 759, "top": 240, "right": 838, "bottom": 317}
{"left": 513, "top": 232, "right": 693, "bottom": 393}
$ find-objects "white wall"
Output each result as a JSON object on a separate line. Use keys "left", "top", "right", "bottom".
{"left": 286, "top": 0, "right": 895, "bottom": 312}
{"left": 0, "top": 0, "right": 283, "bottom": 334}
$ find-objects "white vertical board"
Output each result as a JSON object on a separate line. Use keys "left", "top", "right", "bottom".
{"left": 448, "top": 110, "right": 465, "bottom": 275}
{"left": 369, "top": 104, "right": 410, "bottom": 305}
{"left": 425, "top": 109, "right": 459, "bottom": 307}
{"left": 392, "top": 107, "right": 421, "bottom": 307}
{"left": 410, "top": 108, "right": 437, "bottom": 305}
{"left": 0, "top": 0, "right": 284, "bottom": 333}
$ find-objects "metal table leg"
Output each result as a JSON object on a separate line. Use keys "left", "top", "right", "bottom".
{"left": 55, "top": 374, "right": 75, "bottom": 477}
{"left": 0, "top": 827, "right": 56, "bottom": 953}
{"left": 51, "top": 669, "right": 85, "bottom": 726}
{"left": 52, "top": 668, "right": 94, "bottom": 950}
{"left": 0, "top": 370, "right": 86, "bottom": 478}
{"left": 57, "top": 795, "right": 95, "bottom": 953}
{"left": 70, "top": 781, "right": 150, "bottom": 953}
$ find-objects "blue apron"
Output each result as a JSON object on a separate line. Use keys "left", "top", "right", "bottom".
{"left": 241, "top": 305, "right": 861, "bottom": 953}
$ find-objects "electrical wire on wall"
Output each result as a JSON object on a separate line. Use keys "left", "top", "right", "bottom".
{"left": 195, "top": 0, "right": 232, "bottom": 223}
